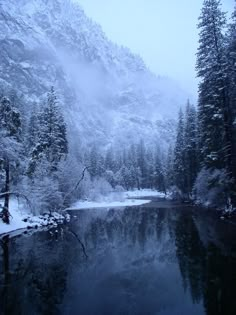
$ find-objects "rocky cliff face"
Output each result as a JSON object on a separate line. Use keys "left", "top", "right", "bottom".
{"left": 0, "top": 0, "right": 187, "bottom": 150}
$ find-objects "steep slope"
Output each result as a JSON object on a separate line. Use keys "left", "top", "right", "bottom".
{"left": 0, "top": 0, "right": 186, "bottom": 150}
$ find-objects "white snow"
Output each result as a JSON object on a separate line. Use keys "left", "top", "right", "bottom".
{"left": 0, "top": 199, "right": 69, "bottom": 236}
{"left": 68, "top": 199, "right": 151, "bottom": 210}
{"left": 124, "top": 189, "right": 166, "bottom": 198}
{"left": 68, "top": 189, "right": 164, "bottom": 210}
{"left": 0, "top": 190, "right": 164, "bottom": 234}
{"left": 0, "top": 199, "right": 29, "bottom": 234}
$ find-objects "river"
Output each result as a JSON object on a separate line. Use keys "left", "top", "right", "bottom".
{"left": 0, "top": 198, "right": 236, "bottom": 315}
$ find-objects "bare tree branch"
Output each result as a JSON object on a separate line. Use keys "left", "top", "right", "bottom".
{"left": 62, "top": 166, "right": 89, "bottom": 208}
{"left": 67, "top": 229, "right": 88, "bottom": 259}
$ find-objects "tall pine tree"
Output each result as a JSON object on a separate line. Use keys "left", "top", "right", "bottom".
{"left": 196, "top": 0, "right": 236, "bottom": 204}
{"left": 196, "top": 0, "right": 227, "bottom": 169}
{"left": 28, "top": 87, "right": 68, "bottom": 175}
{"left": 173, "top": 109, "right": 186, "bottom": 194}
{"left": 0, "top": 97, "right": 21, "bottom": 223}
{"left": 184, "top": 102, "right": 199, "bottom": 196}
{"left": 226, "top": 5, "right": 236, "bottom": 194}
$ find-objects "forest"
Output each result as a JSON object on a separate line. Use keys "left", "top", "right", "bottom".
{"left": 0, "top": 0, "right": 236, "bottom": 225}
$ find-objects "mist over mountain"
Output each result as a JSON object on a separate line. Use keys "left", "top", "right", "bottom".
{"left": 0, "top": 0, "right": 189, "bottom": 150}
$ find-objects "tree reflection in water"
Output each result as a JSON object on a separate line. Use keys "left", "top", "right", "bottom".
{"left": 0, "top": 205, "right": 236, "bottom": 315}
{"left": 174, "top": 210, "right": 236, "bottom": 315}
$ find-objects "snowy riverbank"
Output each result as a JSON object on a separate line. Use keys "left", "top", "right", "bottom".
{"left": 0, "top": 190, "right": 165, "bottom": 236}
{"left": 0, "top": 199, "right": 70, "bottom": 237}
{"left": 68, "top": 189, "right": 165, "bottom": 210}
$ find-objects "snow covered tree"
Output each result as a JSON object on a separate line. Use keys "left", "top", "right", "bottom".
{"left": 226, "top": 6, "right": 236, "bottom": 198}
{"left": 137, "top": 139, "right": 148, "bottom": 188}
{"left": 196, "top": 0, "right": 227, "bottom": 169}
{"left": 196, "top": 0, "right": 236, "bottom": 204}
{"left": 119, "top": 166, "right": 132, "bottom": 190}
{"left": 88, "top": 145, "right": 104, "bottom": 178}
{"left": 105, "top": 146, "right": 116, "bottom": 171}
{"left": 127, "top": 144, "right": 141, "bottom": 189}
{"left": 0, "top": 97, "right": 21, "bottom": 223}
{"left": 129, "top": 165, "right": 139, "bottom": 189}
{"left": 27, "top": 108, "right": 40, "bottom": 152}
{"left": 149, "top": 147, "right": 165, "bottom": 192}
{"left": 184, "top": 102, "right": 199, "bottom": 196}
{"left": 165, "top": 145, "right": 174, "bottom": 189}
{"left": 173, "top": 109, "right": 186, "bottom": 194}
{"left": 28, "top": 87, "right": 68, "bottom": 175}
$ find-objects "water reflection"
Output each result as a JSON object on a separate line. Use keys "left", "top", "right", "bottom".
{"left": 174, "top": 211, "right": 236, "bottom": 315}
{"left": 0, "top": 204, "right": 236, "bottom": 315}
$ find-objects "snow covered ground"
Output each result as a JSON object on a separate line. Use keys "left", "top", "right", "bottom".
{"left": 0, "top": 199, "right": 69, "bottom": 237}
{"left": 0, "top": 190, "right": 164, "bottom": 235}
{"left": 68, "top": 189, "right": 165, "bottom": 210}
{"left": 0, "top": 200, "right": 29, "bottom": 235}
{"left": 124, "top": 189, "right": 166, "bottom": 199}
{"left": 68, "top": 199, "right": 151, "bottom": 210}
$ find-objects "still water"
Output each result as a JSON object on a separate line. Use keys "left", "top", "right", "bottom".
{"left": 1, "top": 199, "right": 236, "bottom": 315}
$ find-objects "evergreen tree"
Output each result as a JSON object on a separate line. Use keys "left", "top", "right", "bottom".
{"left": 28, "top": 87, "right": 68, "bottom": 175}
{"left": 88, "top": 145, "right": 104, "bottom": 178}
{"left": 119, "top": 166, "right": 132, "bottom": 190}
{"left": 0, "top": 97, "right": 21, "bottom": 223}
{"left": 27, "top": 108, "right": 40, "bottom": 151}
{"left": 154, "top": 149, "right": 166, "bottom": 193}
{"left": 226, "top": 5, "right": 236, "bottom": 195}
{"left": 173, "top": 109, "right": 186, "bottom": 194}
{"left": 129, "top": 165, "right": 138, "bottom": 189}
{"left": 137, "top": 139, "right": 147, "bottom": 188}
{"left": 196, "top": 0, "right": 227, "bottom": 169}
{"left": 184, "top": 102, "right": 199, "bottom": 195}
{"left": 105, "top": 146, "right": 116, "bottom": 171}
{"left": 197, "top": 0, "right": 236, "bottom": 204}
{"left": 165, "top": 145, "right": 174, "bottom": 189}
{"left": 127, "top": 144, "right": 141, "bottom": 189}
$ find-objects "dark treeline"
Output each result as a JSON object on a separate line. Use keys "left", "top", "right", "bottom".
{"left": 168, "top": 0, "right": 236, "bottom": 209}
{"left": 86, "top": 140, "right": 166, "bottom": 192}
{"left": 166, "top": 103, "right": 198, "bottom": 199}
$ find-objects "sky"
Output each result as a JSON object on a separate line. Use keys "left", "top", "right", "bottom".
{"left": 76, "top": 0, "right": 235, "bottom": 98}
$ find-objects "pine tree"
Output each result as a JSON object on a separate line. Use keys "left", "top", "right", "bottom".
{"left": 27, "top": 108, "right": 40, "bottom": 151}
{"left": 165, "top": 145, "right": 174, "bottom": 189}
{"left": 184, "top": 102, "right": 199, "bottom": 195}
{"left": 119, "top": 166, "right": 131, "bottom": 190}
{"left": 197, "top": 0, "right": 236, "bottom": 204}
{"left": 0, "top": 97, "right": 21, "bottom": 223}
{"left": 151, "top": 147, "right": 165, "bottom": 192}
{"left": 28, "top": 87, "right": 68, "bottom": 175}
{"left": 196, "top": 0, "right": 227, "bottom": 169}
{"left": 127, "top": 144, "right": 141, "bottom": 189}
{"left": 226, "top": 5, "right": 236, "bottom": 197}
{"left": 129, "top": 165, "right": 138, "bottom": 189}
{"left": 137, "top": 140, "right": 147, "bottom": 188}
{"left": 105, "top": 146, "right": 116, "bottom": 171}
{"left": 88, "top": 145, "right": 104, "bottom": 178}
{"left": 173, "top": 109, "right": 186, "bottom": 194}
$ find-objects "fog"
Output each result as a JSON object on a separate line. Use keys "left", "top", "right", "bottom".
{"left": 76, "top": 0, "right": 235, "bottom": 98}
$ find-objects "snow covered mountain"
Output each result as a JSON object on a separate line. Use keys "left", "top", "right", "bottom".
{"left": 0, "top": 0, "right": 188, "bottom": 150}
